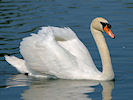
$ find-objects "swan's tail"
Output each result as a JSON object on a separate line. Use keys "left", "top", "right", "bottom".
{"left": 5, "top": 55, "right": 29, "bottom": 74}
{"left": 5, "top": 55, "right": 50, "bottom": 78}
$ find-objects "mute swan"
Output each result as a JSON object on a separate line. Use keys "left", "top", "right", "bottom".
{"left": 5, "top": 17, "right": 115, "bottom": 80}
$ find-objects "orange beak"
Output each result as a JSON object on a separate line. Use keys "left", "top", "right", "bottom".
{"left": 104, "top": 25, "right": 115, "bottom": 39}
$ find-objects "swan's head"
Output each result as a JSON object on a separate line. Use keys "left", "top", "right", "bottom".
{"left": 91, "top": 17, "right": 115, "bottom": 39}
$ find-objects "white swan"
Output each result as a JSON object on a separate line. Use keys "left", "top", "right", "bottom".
{"left": 5, "top": 17, "right": 115, "bottom": 80}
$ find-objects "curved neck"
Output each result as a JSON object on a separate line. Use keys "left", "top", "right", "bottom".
{"left": 91, "top": 25, "right": 114, "bottom": 80}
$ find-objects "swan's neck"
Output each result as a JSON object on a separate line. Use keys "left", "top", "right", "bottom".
{"left": 91, "top": 25, "right": 114, "bottom": 80}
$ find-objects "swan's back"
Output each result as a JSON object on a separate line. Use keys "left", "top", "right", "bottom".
{"left": 20, "top": 26, "right": 99, "bottom": 79}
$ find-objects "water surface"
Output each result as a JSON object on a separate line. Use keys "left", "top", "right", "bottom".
{"left": 0, "top": 0, "right": 133, "bottom": 100}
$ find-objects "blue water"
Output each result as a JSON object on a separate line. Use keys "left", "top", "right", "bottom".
{"left": 0, "top": 0, "right": 133, "bottom": 100}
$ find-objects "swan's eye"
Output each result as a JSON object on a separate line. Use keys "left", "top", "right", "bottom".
{"left": 100, "top": 22, "right": 111, "bottom": 29}
{"left": 100, "top": 22, "right": 106, "bottom": 28}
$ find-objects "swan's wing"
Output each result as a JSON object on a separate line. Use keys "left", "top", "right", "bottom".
{"left": 47, "top": 26, "right": 98, "bottom": 73}
{"left": 58, "top": 39, "right": 96, "bottom": 68}
{"left": 20, "top": 27, "right": 79, "bottom": 78}
{"left": 39, "top": 26, "right": 95, "bottom": 68}
{"left": 20, "top": 26, "right": 99, "bottom": 79}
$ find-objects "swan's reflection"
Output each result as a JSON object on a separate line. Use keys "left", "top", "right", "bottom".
{"left": 6, "top": 74, "right": 31, "bottom": 88}
{"left": 6, "top": 74, "right": 114, "bottom": 100}
{"left": 101, "top": 81, "right": 114, "bottom": 100}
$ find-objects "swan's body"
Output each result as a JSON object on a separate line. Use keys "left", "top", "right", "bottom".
{"left": 5, "top": 17, "right": 115, "bottom": 80}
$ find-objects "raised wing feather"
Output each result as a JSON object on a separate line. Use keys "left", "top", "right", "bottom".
{"left": 20, "top": 26, "right": 97, "bottom": 79}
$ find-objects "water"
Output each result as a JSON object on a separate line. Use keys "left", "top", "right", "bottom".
{"left": 0, "top": 0, "right": 133, "bottom": 100}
